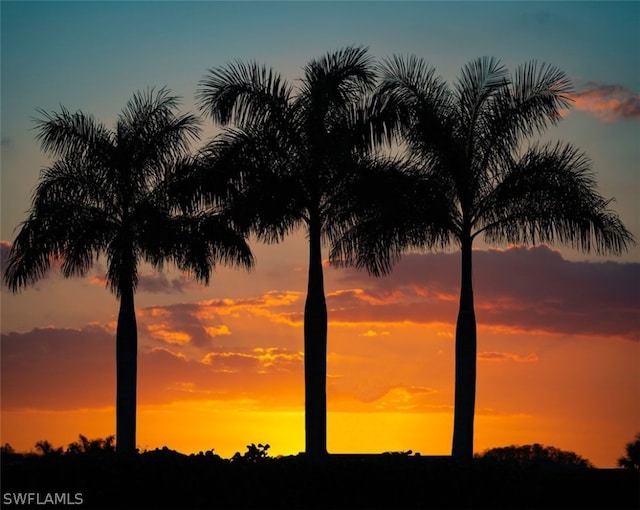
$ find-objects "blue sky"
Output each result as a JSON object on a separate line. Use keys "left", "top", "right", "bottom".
{"left": 2, "top": 0, "right": 639, "bottom": 261}
{"left": 1, "top": 1, "right": 639, "bottom": 465}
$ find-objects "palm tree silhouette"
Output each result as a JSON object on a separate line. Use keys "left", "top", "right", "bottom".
{"left": 331, "top": 56, "right": 634, "bottom": 459}
{"left": 195, "top": 46, "right": 411, "bottom": 457}
{"left": 3, "top": 87, "right": 254, "bottom": 455}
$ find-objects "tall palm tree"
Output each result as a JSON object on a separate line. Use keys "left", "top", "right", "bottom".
{"left": 3, "top": 87, "right": 254, "bottom": 455}
{"left": 331, "top": 56, "right": 634, "bottom": 459}
{"left": 195, "top": 46, "right": 426, "bottom": 457}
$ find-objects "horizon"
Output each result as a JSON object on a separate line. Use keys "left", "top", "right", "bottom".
{"left": 1, "top": 0, "right": 639, "bottom": 468}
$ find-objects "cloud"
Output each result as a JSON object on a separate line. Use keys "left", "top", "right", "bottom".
{"left": 0, "top": 325, "right": 304, "bottom": 412}
{"left": 372, "top": 385, "right": 439, "bottom": 411}
{"left": 333, "top": 245, "right": 639, "bottom": 340}
{"left": 89, "top": 270, "right": 199, "bottom": 294}
{"left": 571, "top": 82, "right": 640, "bottom": 122}
{"left": 137, "top": 272, "right": 200, "bottom": 294}
{"left": 328, "top": 381, "right": 443, "bottom": 412}
{"left": 0, "top": 325, "right": 115, "bottom": 410}
{"left": 478, "top": 352, "right": 539, "bottom": 363}
{"left": 133, "top": 291, "right": 303, "bottom": 355}
{"left": 201, "top": 347, "right": 303, "bottom": 374}
{"left": 131, "top": 246, "right": 639, "bottom": 345}
{"left": 5, "top": 246, "right": 633, "bottom": 418}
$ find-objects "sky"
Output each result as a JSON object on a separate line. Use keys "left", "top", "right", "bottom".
{"left": 1, "top": 0, "right": 639, "bottom": 468}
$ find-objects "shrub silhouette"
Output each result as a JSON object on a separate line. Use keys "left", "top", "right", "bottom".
{"left": 0, "top": 443, "right": 15, "bottom": 455}
{"left": 65, "top": 434, "right": 115, "bottom": 456}
{"left": 3, "top": 437, "right": 639, "bottom": 509}
{"left": 34, "top": 440, "right": 64, "bottom": 456}
{"left": 231, "top": 443, "right": 271, "bottom": 463}
{"left": 476, "top": 443, "right": 593, "bottom": 469}
{"left": 617, "top": 432, "right": 640, "bottom": 470}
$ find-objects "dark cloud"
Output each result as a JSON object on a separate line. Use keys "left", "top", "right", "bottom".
{"left": 89, "top": 269, "right": 199, "bottom": 294}
{"left": 133, "top": 247, "right": 639, "bottom": 342}
{"left": 0, "top": 325, "right": 115, "bottom": 409}
{"left": 136, "top": 272, "right": 198, "bottom": 294}
{"left": 333, "top": 246, "right": 639, "bottom": 340}
{"left": 0, "top": 325, "right": 304, "bottom": 412}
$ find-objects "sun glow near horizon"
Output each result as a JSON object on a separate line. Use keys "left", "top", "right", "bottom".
{"left": 1, "top": 258, "right": 639, "bottom": 468}
{"left": 3, "top": 402, "right": 622, "bottom": 467}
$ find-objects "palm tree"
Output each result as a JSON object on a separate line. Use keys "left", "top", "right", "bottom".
{"left": 3, "top": 87, "right": 254, "bottom": 455}
{"left": 195, "top": 46, "right": 424, "bottom": 457}
{"left": 331, "top": 56, "right": 634, "bottom": 459}
{"left": 34, "top": 440, "right": 63, "bottom": 456}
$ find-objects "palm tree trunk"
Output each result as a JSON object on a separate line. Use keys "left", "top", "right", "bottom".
{"left": 115, "top": 278, "right": 137, "bottom": 455}
{"left": 452, "top": 232, "right": 477, "bottom": 459}
{"left": 304, "top": 216, "right": 328, "bottom": 458}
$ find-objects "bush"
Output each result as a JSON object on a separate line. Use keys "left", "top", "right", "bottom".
{"left": 617, "top": 432, "right": 640, "bottom": 470}
{"left": 231, "top": 442, "right": 271, "bottom": 463}
{"left": 3, "top": 440, "right": 639, "bottom": 509}
{"left": 476, "top": 443, "right": 594, "bottom": 469}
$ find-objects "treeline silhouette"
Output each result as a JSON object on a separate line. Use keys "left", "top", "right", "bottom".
{"left": 1, "top": 436, "right": 639, "bottom": 509}
{"left": 2, "top": 45, "right": 635, "bottom": 468}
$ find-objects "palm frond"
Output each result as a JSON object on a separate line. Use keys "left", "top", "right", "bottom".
{"left": 376, "top": 54, "right": 454, "bottom": 159}
{"left": 116, "top": 87, "right": 201, "bottom": 188}
{"left": 378, "top": 54, "right": 446, "bottom": 105}
{"left": 3, "top": 200, "right": 112, "bottom": 291}
{"left": 477, "top": 141, "right": 635, "bottom": 254}
{"left": 454, "top": 56, "right": 509, "bottom": 131}
{"left": 196, "top": 125, "right": 305, "bottom": 242}
{"left": 511, "top": 60, "right": 574, "bottom": 135}
{"left": 118, "top": 86, "right": 180, "bottom": 133}
{"left": 328, "top": 156, "right": 455, "bottom": 276}
{"left": 300, "top": 46, "right": 377, "bottom": 106}
{"left": 33, "top": 106, "right": 112, "bottom": 159}
{"left": 56, "top": 208, "right": 112, "bottom": 279}
{"left": 196, "top": 60, "right": 293, "bottom": 127}
{"left": 3, "top": 217, "right": 57, "bottom": 292}
{"left": 147, "top": 211, "right": 254, "bottom": 285}
{"left": 33, "top": 156, "right": 114, "bottom": 216}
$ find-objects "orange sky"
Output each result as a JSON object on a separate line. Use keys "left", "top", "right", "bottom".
{"left": 1, "top": 0, "right": 639, "bottom": 473}
{"left": 1, "top": 234, "right": 638, "bottom": 467}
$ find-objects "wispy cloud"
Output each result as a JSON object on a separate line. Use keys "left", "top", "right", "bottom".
{"left": 478, "top": 352, "right": 539, "bottom": 363}
{"left": 201, "top": 347, "right": 303, "bottom": 374}
{"left": 571, "top": 82, "right": 640, "bottom": 122}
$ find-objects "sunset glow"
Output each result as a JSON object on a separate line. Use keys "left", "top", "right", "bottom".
{"left": 1, "top": 0, "right": 638, "bottom": 469}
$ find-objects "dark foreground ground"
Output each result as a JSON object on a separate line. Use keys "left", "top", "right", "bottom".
{"left": 2, "top": 450, "right": 638, "bottom": 510}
